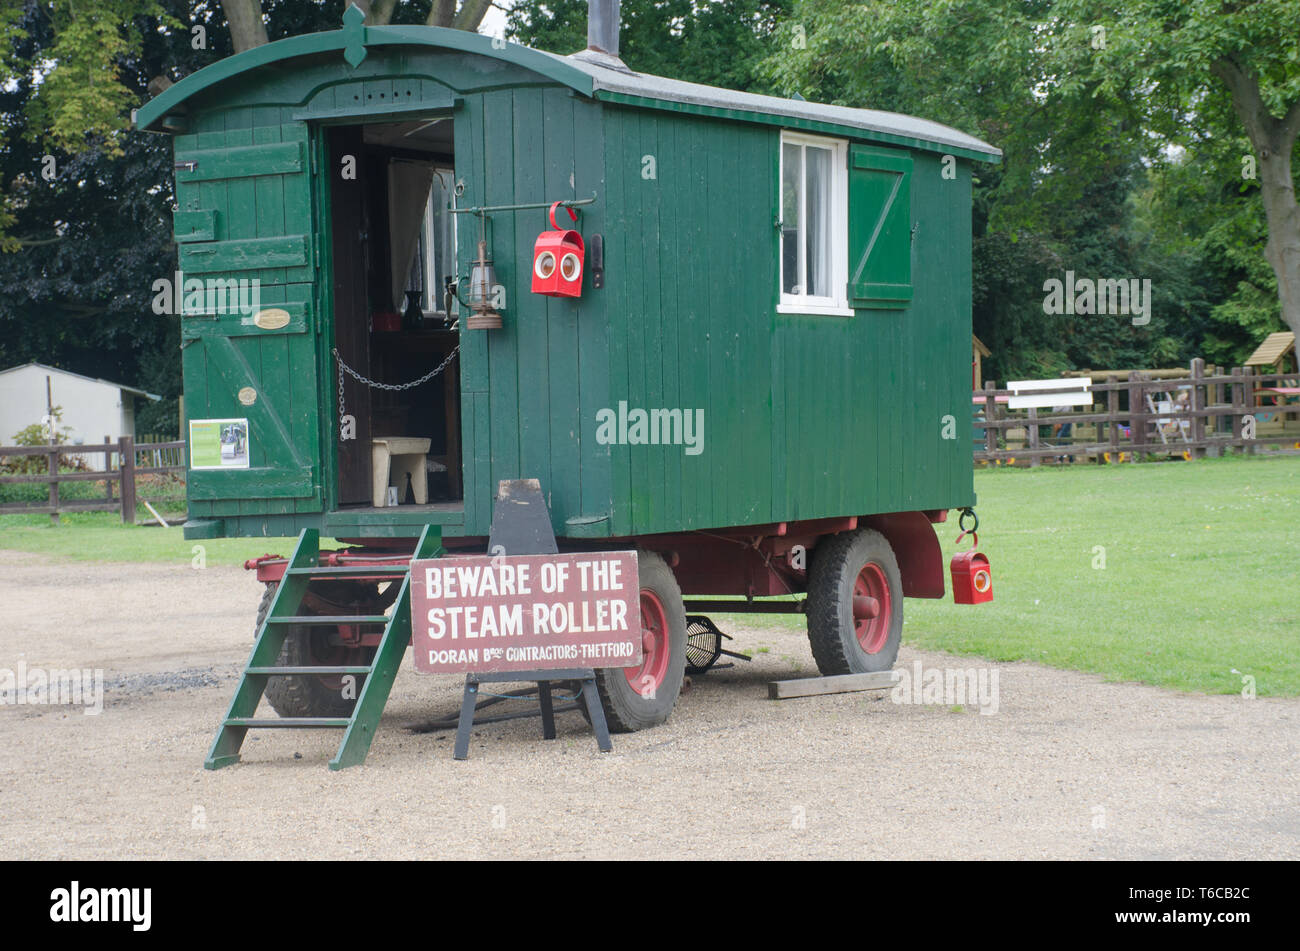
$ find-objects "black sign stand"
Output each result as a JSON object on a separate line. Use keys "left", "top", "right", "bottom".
{"left": 451, "top": 480, "right": 614, "bottom": 760}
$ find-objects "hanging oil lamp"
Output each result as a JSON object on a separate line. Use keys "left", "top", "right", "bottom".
{"left": 466, "top": 213, "right": 502, "bottom": 329}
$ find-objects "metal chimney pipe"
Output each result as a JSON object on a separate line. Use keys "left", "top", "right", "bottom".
{"left": 587, "top": 0, "right": 620, "bottom": 57}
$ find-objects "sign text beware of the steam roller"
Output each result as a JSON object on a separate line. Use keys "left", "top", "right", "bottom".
{"left": 410, "top": 551, "right": 642, "bottom": 674}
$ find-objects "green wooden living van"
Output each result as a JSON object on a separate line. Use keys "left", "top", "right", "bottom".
{"left": 138, "top": 2, "right": 1000, "bottom": 750}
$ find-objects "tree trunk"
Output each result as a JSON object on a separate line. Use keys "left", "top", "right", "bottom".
{"left": 1214, "top": 56, "right": 1300, "bottom": 341}
{"left": 220, "top": 0, "right": 268, "bottom": 52}
{"left": 452, "top": 0, "right": 492, "bottom": 32}
{"left": 428, "top": 0, "right": 456, "bottom": 28}
{"left": 349, "top": 0, "right": 399, "bottom": 24}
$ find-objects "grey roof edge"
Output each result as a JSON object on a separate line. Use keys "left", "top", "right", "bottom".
{"left": 552, "top": 51, "right": 1001, "bottom": 161}
{"left": 0, "top": 362, "right": 161, "bottom": 401}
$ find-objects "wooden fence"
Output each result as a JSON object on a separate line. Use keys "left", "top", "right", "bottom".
{"left": 974, "top": 359, "right": 1300, "bottom": 465}
{"left": 0, "top": 435, "right": 187, "bottom": 523}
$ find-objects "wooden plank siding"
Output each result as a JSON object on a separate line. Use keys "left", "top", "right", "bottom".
{"left": 161, "top": 40, "right": 975, "bottom": 541}
{"left": 453, "top": 86, "right": 612, "bottom": 538}
{"left": 175, "top": 109, "right": 323, "bottom": 527}
{"left": 602, "top": 108, "right": 974, "bottom": 536}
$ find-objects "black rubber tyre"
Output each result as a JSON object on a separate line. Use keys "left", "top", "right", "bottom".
{"left": 258, "top": 582, "right": 378, "bottom": 719}
{"left": 806, "top": 529, "right": 903, "bottom": 675}
{"left": 592, "top": 550, "right": 687, "bottom": 732}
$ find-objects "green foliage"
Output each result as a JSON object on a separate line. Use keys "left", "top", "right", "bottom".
{"left": 0, "top": 1, "right": 349, "bottom": 430}
{"left": 507, "top": 0, "right": 792, "bottom": 92}
{"left": 766, "top": 0, "right": 1299, "bottom": 380}
{"left": 10, "top": 1, "right": 180, "bottom": 159}
{"left": 3, "top": 406, "right": 76, "bottom": 476}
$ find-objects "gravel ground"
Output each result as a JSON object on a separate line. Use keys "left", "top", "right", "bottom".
{"left": 1, "top": 549, "right": 1296, "bottom": 860}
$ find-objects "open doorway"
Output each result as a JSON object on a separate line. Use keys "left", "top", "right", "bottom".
{"left": 328, "top": 118, "right": 462, "bottom": 511}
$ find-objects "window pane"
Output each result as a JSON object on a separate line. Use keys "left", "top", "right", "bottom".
{"left": 425, "top": 170, "right": 456, "bottom": 314}
{"left": 804, "top": 145, "right": 832, "bottom": 298}
{"left": 782, "top": 142, "right": 801, "bottom": 294}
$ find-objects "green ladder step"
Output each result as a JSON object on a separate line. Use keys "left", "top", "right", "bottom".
{"left": 286, "top": 565, "right": 410, "bottom": 577}
{"left": 203, "top": 525, "right": 442, "bottom": 771}
{"left": 245, "top": 665, "right": 374, "bottom": 676}
{"left": 265, "top": 614, "right": 390, "bottom": 625}
{"left": 224, "top": 717, "right": 351, "bottom": 729}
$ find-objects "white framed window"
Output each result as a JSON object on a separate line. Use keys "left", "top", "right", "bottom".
{"left": 778, "top": 131, "right": 851, "bottom": 316}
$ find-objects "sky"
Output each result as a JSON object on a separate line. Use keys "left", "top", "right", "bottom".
{"left": 480, "top": 1, "right": 512, "bottom": 40}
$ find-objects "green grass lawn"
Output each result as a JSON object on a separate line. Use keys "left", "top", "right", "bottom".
{"left": 1, "top": 454, "right": 1296, "bottom": 694}
{"left": 0, "top": 510, "right": 317, "bottom": 567}
{"left": 736, "top": 454, "right": 1300, "bottom": 697}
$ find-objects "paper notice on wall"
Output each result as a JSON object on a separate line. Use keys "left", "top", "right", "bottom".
{"left": 189, "top": 418, "right": 250, "bottom": 469}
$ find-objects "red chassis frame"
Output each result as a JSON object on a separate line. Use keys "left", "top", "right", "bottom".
{"left": 244, "top": 509, "right": 950, "bottom": 641}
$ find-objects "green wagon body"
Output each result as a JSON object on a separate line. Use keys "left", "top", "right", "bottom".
{"left": 137, "top": 22, "right": 998, "bottom": 549}
{"left": 147, "top": 10, "right": 1005, "bottom": 763}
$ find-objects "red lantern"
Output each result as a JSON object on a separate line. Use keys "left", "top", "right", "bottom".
{"left": 950, "top": 531, "right": 992, "bottom": 605}
{"left": 531, "top": 202, "right": 585, "bottom": 298}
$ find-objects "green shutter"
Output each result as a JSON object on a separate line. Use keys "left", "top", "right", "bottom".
{"left": 175, "top": 121, "right": 323, "bottom": 511}
{"left": 848, "top": 145, "right": 913, "bottom": 309}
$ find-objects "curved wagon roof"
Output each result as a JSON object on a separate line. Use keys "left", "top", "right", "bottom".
{"left": 135, "top": 24, "right": 1001, "bottom": 162}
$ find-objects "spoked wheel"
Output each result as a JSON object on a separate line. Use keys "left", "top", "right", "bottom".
{"left": 685, "top": 616, "right": 725, "bottom": 674}
{"left": 592, "top": 550, "right": 686, "bottom": 732}
{"left": 806, "top": 529, "right": 903, "bottom": 675}
{"left": 260, "top": 581, "right": 383, "bottom": 719}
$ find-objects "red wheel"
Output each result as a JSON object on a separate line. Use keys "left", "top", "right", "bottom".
{"left": 625, "top": 589, "right": 671, "bottom": 693}
{"left": 592, "top": 550, "right": 686, "bottom": 732}
{"left": 806, "top": 529, "right": 903, "bottom": 675}
{"left": 852, "top": 563, "right": 893, "bottom": 654}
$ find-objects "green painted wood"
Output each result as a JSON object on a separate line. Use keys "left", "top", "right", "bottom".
{"left": 323, "top": 507, "right": 464, "bottom": 536}
{"left": 849, "top": 145, "right": 913, "bottom": 307}
{"left": 602, "top": 108, "right": 775, "bottom": 536}
{"left": 176, "top": 118, "right": 323, "bottom": 516}
{"left": 573, "top": 96, "right": 613, "bottom": 529}
{"left": 542, "top": 86, "right": 583, "bottom": 530}
{"left": 205, "top": 528, "right": 320, "bottom": 768}
{"left": 174, "top": 209, "right": 217, "bottom": 242}
{"left": 604, "top": 106, "right": 633, "bottom": 536}
{"left": 185, "top": 333, "right": 318, "bottom": 501}
{"left": 330, "top": 524, "right": 442, "bottom": 769}
{"left": 135, "top": 26, "right": 595, "bottom": 131}
{"left": 225, "top": 717, "right": 350, "bottom": 728}
{"left": 175, "top": 140, "right": 304, "bottom": 182}
{"left": 512, "top": 87, "right": 553, "bottom": 506}
{"left": 179, "top": 235, "right": 308, "bottom": 275}
{"left": 158, "top": 36, "right": 976, "bottom": 547}
{"left": 180, "top": 294, "right": 311, "bottom": 340}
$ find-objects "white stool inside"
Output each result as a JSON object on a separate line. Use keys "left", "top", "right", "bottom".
{"left": 371, "top": 437, "right": 431, "bottom": 507}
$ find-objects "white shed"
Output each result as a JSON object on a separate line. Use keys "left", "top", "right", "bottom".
{"left": 0, "top": 363, "right": 161, "bottom": 447}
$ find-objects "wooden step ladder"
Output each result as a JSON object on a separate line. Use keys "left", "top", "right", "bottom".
{"left": 205, "top": 525, "right": 441, "bottom": 770}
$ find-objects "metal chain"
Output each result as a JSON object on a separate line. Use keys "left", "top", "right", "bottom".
{"left": 333, "top": 345, "right": 460, "bottom": 421}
